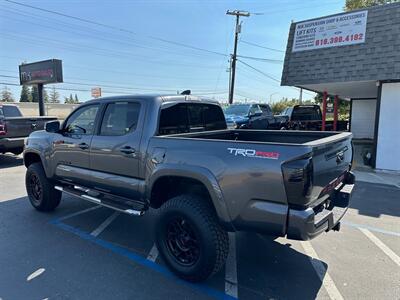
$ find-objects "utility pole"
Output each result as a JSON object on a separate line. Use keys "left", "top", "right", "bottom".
{"left": 226, "top": 10, "right": 250, "bottom": 104}
{"left": 227, "top": 58, "right": 232, "bottom": 99}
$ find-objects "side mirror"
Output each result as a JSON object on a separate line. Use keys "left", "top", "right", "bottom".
{"left": 45, "top": 120, "right": 60, "bottom": 133}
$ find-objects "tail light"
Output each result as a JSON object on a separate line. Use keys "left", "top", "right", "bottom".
{"left": 0, "top": 119, "right": 6, "bottom": 136}
{"left": 282, "top": 156, "right": 313, "bottom": 208}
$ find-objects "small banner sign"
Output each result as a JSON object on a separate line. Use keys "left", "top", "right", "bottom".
{"left": 91, "top": 87, "right": 102, "bottom": 98}
{"left": 292, "top": 10, "right": 368, "bottom": 52}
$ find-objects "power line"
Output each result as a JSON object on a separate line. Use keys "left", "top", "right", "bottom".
{"left": 240, "top": 40, "right": 285, "bottom": 53}
{"left": 237, "top": 55, "right": 283, "bottom": 63}
{"left": 0, "top": 62, "right": 219, "bottom": 83}
{"left": 0, "top": 74, "right": 18, "bottom": 79}
{"left": 0, "top": 6, "right": 284, "bottom": 66}
{"left": 1, "top": 32, "right": 222, "bottom": 70}
{"left": 3, "top": 0, "right": 228, "bottom": 58}
{"left": 0, "top": 74, "right": 227, "bottom": 94}
{"left": 237, "top": 59, "right": 281, "bottom": 83}
{"left": 0, "top": 82, "right": 19, "bottom": 86}
{"left": 0, "top": 6, "right": 224, "bottom": 61}
{"left": 0, "top": 82, "right": 132, "bottom": 95}
{"left": 236, "top": 61, "right": 315, "bottom": 97}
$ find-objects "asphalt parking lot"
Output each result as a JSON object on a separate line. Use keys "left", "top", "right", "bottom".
{"left": 0, "top": 154, "right": 399, "bottom": 300}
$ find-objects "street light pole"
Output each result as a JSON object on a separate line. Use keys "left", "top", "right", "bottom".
{"left": 226, "top": 10, "right": 250, "bottom": 104}
{"left": 299, "top": 88, "right": 303, "bottom": 104}
{"left": 269, "top": 92, "right": 279, "bottom": 103}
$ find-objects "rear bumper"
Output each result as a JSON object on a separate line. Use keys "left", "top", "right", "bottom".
{"left": 0, "top": 137, "right": 24, "bottom": 153}
{"left": 286, "top": 172, "right": 355, "bottom": 240}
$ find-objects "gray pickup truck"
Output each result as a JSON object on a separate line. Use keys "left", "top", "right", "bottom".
{"left": 23, "top": 95, "right": 355, "bottom": 282}
{"left": 0, "top": 104, "right": 56, "bottom": 155}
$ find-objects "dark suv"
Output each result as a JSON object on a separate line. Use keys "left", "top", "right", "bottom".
{"left": 224, "top": 103, "right": 287, "bottom": 129}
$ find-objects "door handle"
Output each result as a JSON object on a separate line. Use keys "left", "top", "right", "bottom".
{"left": 120, "top": 146, "right": 136, "bottom": 154}
{"left": 78, "top": 143, "right": 89, "bottom": 150}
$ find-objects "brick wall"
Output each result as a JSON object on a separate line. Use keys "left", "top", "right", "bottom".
{"left": 281, "top": 2, "right": 400, "bottom": 86}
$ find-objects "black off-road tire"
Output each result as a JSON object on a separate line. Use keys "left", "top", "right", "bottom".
{"left": 25, "top": 162, "right": 62, "bottom": 211}
{"left": 155, "top": 194, "right": 229, "bottom": 282}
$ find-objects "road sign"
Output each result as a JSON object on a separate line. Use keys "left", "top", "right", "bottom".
{"left": 91, "top": 87, "right": 102, "bottom": 98}
{"left": 19, "top": 59, "right": 63, "bottom": 85}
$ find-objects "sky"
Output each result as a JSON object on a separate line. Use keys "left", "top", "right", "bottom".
{"left": 0, "top": 0, "right": 345, "bottom": 103}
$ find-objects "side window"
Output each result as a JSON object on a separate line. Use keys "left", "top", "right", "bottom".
{"left": 100, "top": 102, "right": 141, "bottom": 136}
{"left": 158, "top": 103, "right": 226, "bottom": 135}
{"left": 64, "top": 105, "right": 99, "bottom": 135}
{"left": 2, "top": 106, "right": 22, "bottom": 117}
{"left": 249, "top": 105, "right": 259, "bottom": 116}
{"left": 159, "top": 103, "right": 189, "bottom": 135}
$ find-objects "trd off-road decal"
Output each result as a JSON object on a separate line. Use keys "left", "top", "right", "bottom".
{"left": 227, "top": 148, "right": 280, "bottom": 160}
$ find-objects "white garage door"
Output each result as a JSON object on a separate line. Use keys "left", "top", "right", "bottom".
{"left": 351, "top": 99, "right": 376, "bottom": 139}
{"left": 376, "top": 82, "right": 400, "bottom": 171}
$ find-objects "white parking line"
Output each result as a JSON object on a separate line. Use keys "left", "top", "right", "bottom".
{"left": 301, "top": 241, "right": 344, "bottom": 300}
{"left": 342, "top": 221, "right": 400, "bottom": 237}
{"left": 147, "top": 244, "right": 159, "bottom": 262}
{"left": 225, "top": 232, "right": 238, "bottom": 298}
{"left": 26, "top": 268, "right": 45, "bottom": 281}
{"left": 90, "top": 212, "right": 120, "bottom": 237}
{"left": 359, "top": 228, "right": 400, "bottom": 267}
{"left": 58, "top": 205, "right": 101, "bottom": 221}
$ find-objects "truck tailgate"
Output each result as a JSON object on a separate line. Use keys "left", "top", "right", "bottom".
{"left": 282, "top": 132, "right": 353, "bottom": 208}
{"left": 3, "top": 117, "right": 56, "bottom": 138}
{"left": 308, "top": 132, "right": 352, "bottom": 202}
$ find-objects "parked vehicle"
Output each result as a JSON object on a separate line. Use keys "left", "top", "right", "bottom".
{"left": 0, "top": 104, "right": 57, "bottom": 155}
{"left": 24, "top": 95, "right": 355, "bottom": 282}
{"left": 224, "top": 103, "right": 288, "bottom": 129}
{"left": 280, "top": 105, "right": 348, "bottom": 131}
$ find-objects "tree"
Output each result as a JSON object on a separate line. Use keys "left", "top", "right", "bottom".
{"left": 29, "top": 85, "right": 49, "bottom": 103}
{"left": 43, "top": 88, "right": 49, "bottom": 103}
{"left": 20, "top": 85, "right": 30, "bottom": 102}
{"left": 65, "top": 94, "right": 75, "bottom": 104}
{"left": 48, "top": 86, "right": 60, "bottom": 103}
{"left": 74, "top": 94, "right": 79, "bottom": 103}
{"left": 344, "top": 0, "right": 397, "bottom": 11}
{"left": 1, "top": 86, "right": 15, "bottom": 102}
{"left": 270, "top": 97, "right": 300, "bottom": 114}
{"left": 30, "top": 86, "right": 39, "bottom": 102}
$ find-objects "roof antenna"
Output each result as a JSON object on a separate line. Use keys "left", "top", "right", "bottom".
{"left": 180, "top": 90, "right": 191, "bottom": 95}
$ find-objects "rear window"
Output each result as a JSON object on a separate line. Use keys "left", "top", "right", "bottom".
{"left": 259, "top": 105, "right": 272, "bottom": 114}
{"left": 0, "top": 106, "right": 22, "bottom": 117}
{"left": 292, "top": 106, "right": 321, "bottom": 121}
{"left": 158, "top": 103, "right": 226, "bottom": 135}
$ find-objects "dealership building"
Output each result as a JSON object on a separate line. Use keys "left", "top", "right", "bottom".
{"left": 281, "top": 2, "right": 400, "bottom": 171}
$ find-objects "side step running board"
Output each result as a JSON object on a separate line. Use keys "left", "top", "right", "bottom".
{"left": 55, "top": 185, "right": 145, "bottom": 216}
